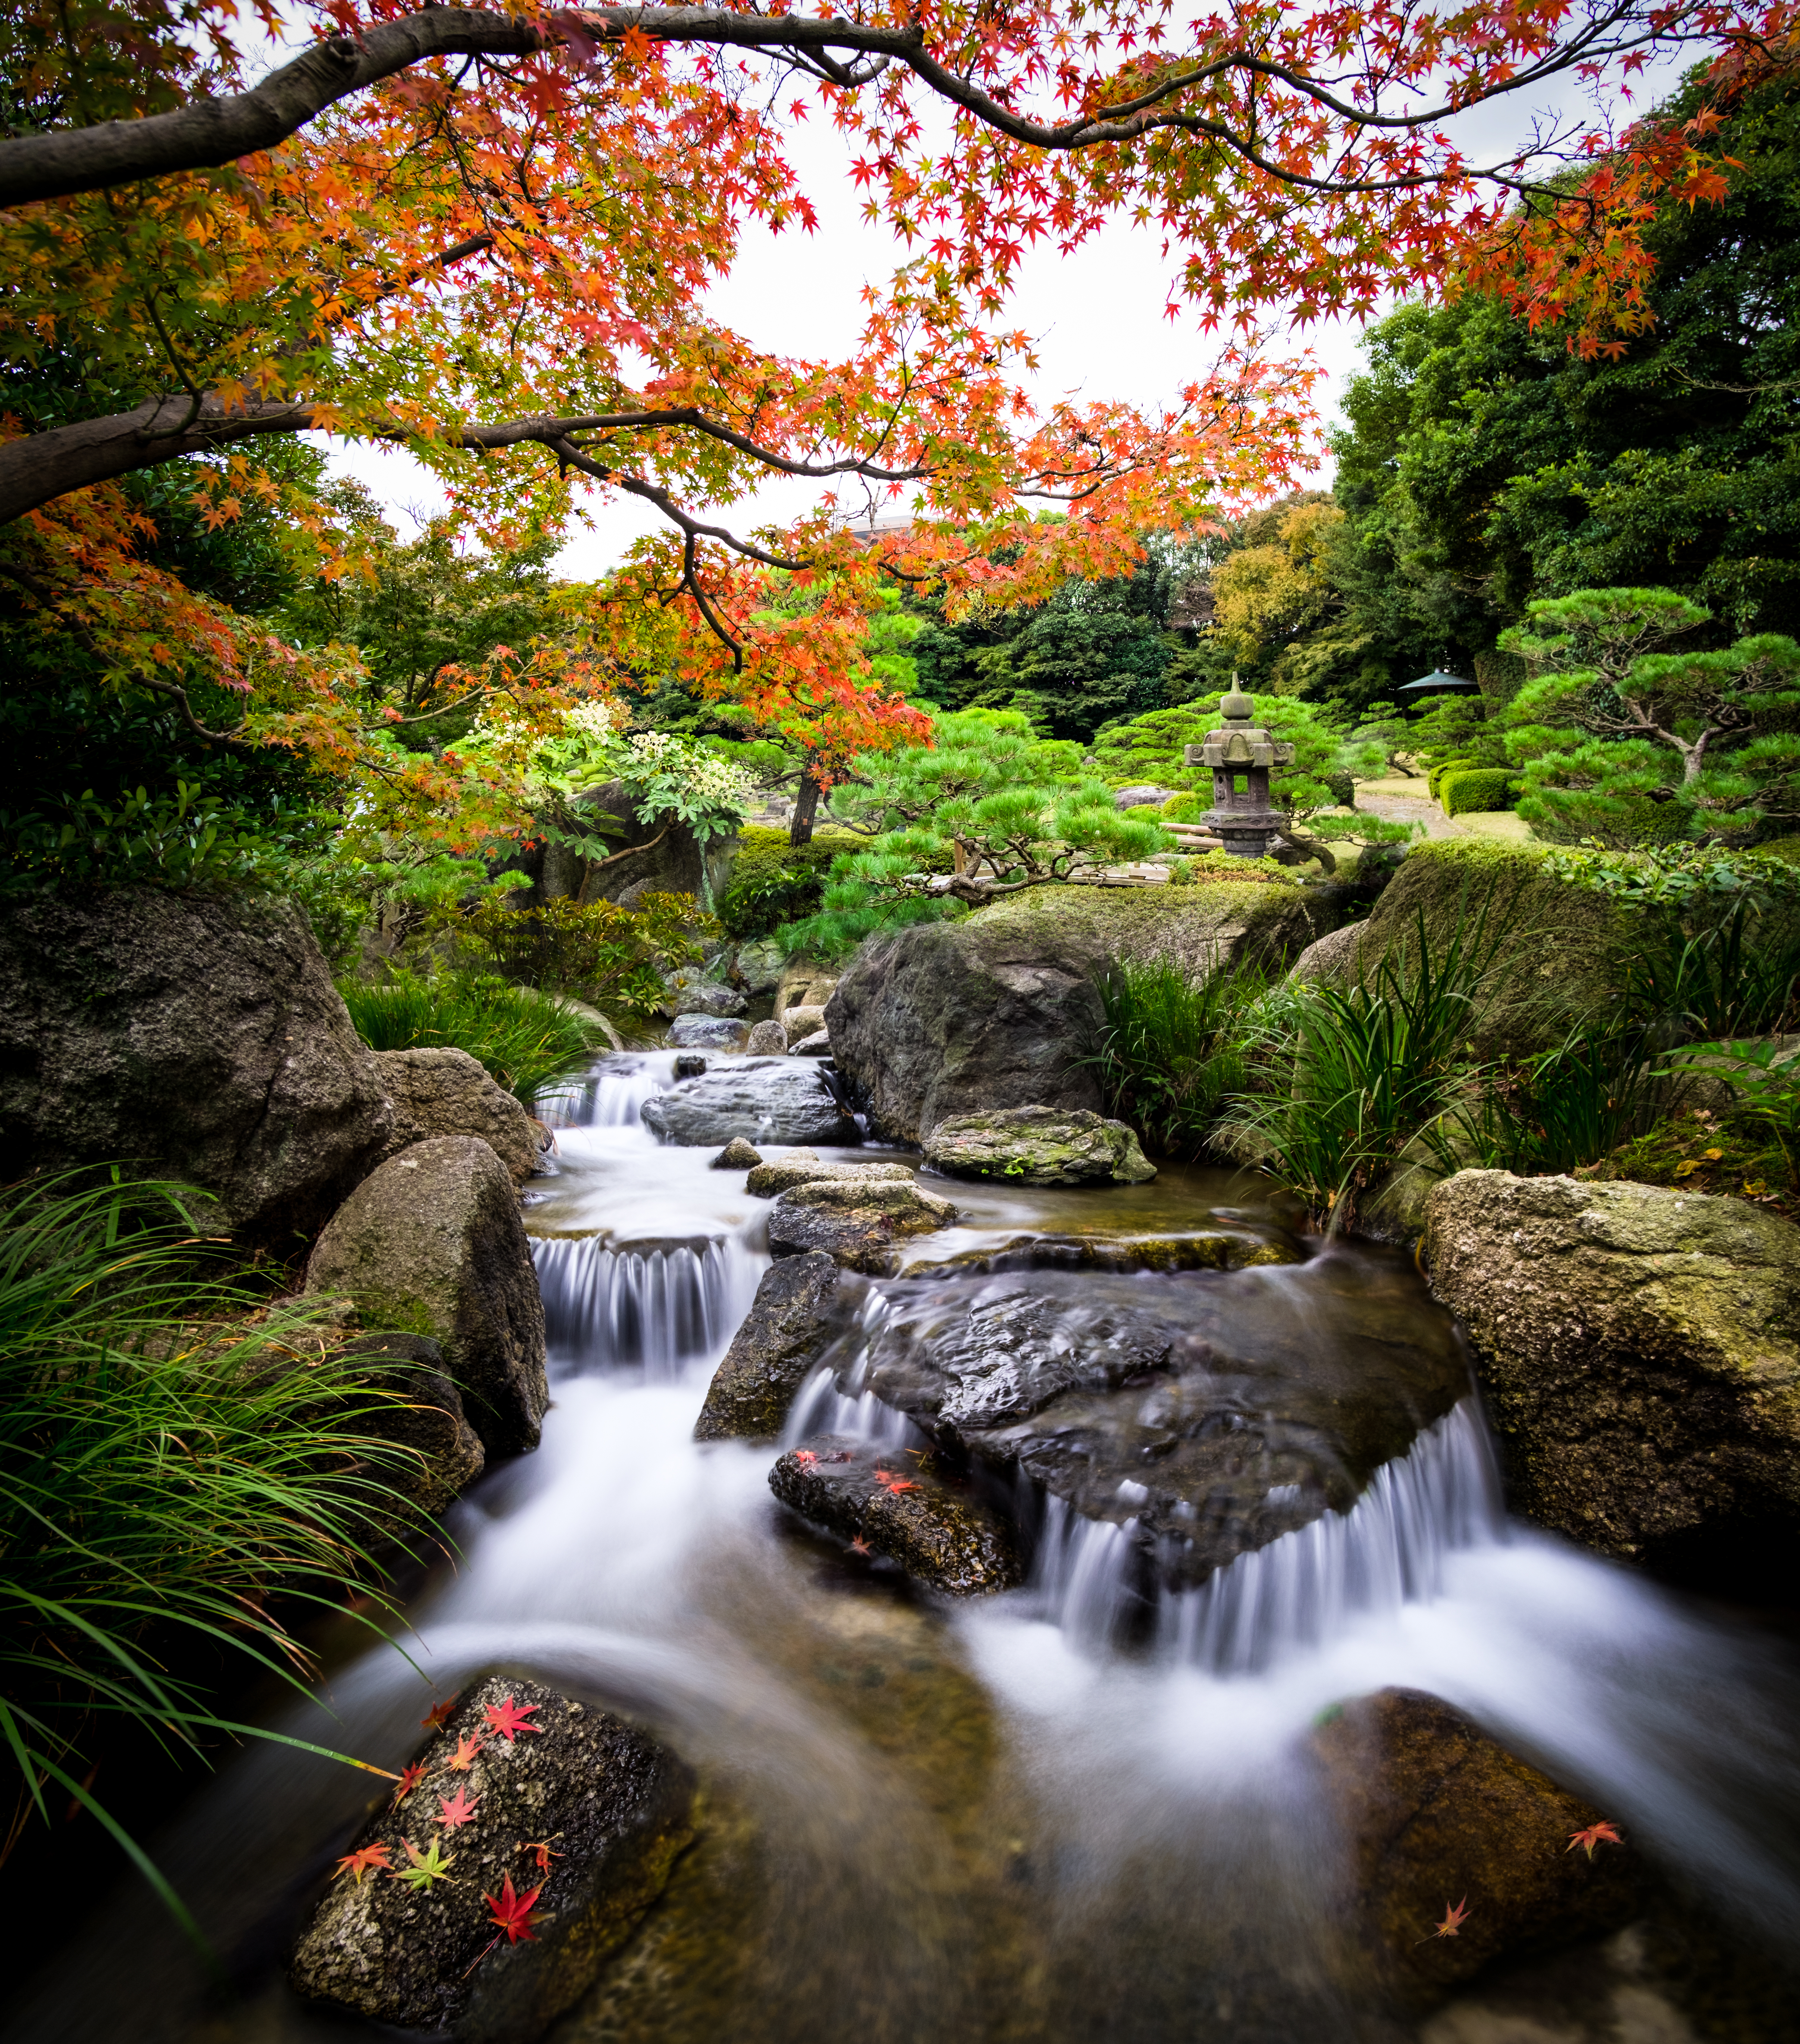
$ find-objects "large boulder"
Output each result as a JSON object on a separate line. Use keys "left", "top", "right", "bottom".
{"left": 923, "top": 1106, "right": 1157, "bottom": 1186}
{"left": 769, "top": 1435, "right": 1022, "bottom": 1594}
{"left": 767, "top": 1177, "right": 959, "bottom": 1273}
{"left": 340, "top": 1331, "right": 487, "bottom": 1519}
{"left": 847, "top": 1261, "right": 1468, "bottom": 1590}
{"left": 669, "top": 1014, "right": 750, "bottom": 1051}
{"left": 306, "top": 1138, "right": 550, "bottom": 1457}
{"left": 640, "top": 1059, "right": 857, "bottom": 1147}
{"left": 0, "top": 887, "right": 390, "bottom": 1234}
{"left": 693, "top": 1252, "right": 841, "bottom": 1441}
{"left": 825, "top": 881, "right": 1326, "bottom": 1143}
{"left": 290, "top": 1675, "right": 696, "bottom": 2041}
{"left": 1314, "top": 1688, "right": 1645, "bottom": 2010}
{"left": 374, "top": 1047, "right": 543, "bottom": 1186}
{"left": 1423, "top": 1171, "right": 1800, "bottom": 1567}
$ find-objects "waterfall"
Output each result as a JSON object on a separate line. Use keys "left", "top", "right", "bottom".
{"left": 534, "top": 1233, "right": 760, "bottom": 1376}
{"left": 783, "top": 1365, "right": 923, "bottom": 1449}
{"left": 540, "top": 1055, "right": 669, "bottom": 1129}
{"left": 1022, "top": 1398, "right": 1507, "bottom": 1670}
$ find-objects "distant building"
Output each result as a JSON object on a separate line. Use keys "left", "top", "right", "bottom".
{"left": 841, "top": 510, "right": 916, "bottom": 546}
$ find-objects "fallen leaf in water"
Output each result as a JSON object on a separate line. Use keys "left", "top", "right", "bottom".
{"left": 849, "top": 1536, "right": 872, "bottom": 1555}
{"left": 393, "top": 1835, "right": 457, "bottom": 1892}
{"left": 792, "top": 1449, "right": 819, "bottom": 1466}
{"left": 447, "top": 1732, "right": 484, "bottom": 1771}
{"left": 483, "top": 1696, "right": 543, "bottom": 1742}
{"left": 873, "top": 1469, "right": 916, "bottom": 1494}
{"left": 1566, "top": 1821, "right": 1622, "bottom": 1858}
{"left": 422, "top": 1695, "right": 459, "bottom": 1731}
{"left": 484, "top": 1873, "right": 545, "bottom": 1943}
{"left": 1418, "top": 1897, "right": 1470, "bottom": 1943}
{"left": 334, "top": 1842, "right": 392, "bottom": 1883}
{"left": 437, "top": 1786, "right": 481, "bottom": 1829}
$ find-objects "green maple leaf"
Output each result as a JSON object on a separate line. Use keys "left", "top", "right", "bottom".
{"left": 393, "top": 1835, "right": 458, "bottom": 1892}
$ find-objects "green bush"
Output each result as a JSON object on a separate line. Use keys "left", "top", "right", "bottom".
{"left": 460, "top": 891, "right": 704, "bottom": 1011}
{"left": 717, "top": 825, "right": 858, "bottom": 940}
{"left": 338, "top": 971, "right": 612, "bottom": 1102}
{"left": 1, "top": 1175, "right": 429, "bottom": 1934}
{"left": 1441, "top": 769, "right": 1519, "bottom": 816}
{"left": 1124, "top": 803, "right": 1166, "bottom": 822}
{"left": 1428, "top": 756, "right": 1480, "bottom": 799}
{"left": 1162, "top": 792, "right": 1206, "bottom": 821}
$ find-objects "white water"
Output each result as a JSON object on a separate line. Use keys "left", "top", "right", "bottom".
{"left": 18, "top": 1052, "right": 1800, "bottom": 2043}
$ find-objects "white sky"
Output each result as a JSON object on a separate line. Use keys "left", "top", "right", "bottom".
{"left": 317, "top": 39, "right": 1695, "bottom": 579}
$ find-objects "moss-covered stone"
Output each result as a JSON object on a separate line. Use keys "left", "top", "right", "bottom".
{"left": 769, "top": 1434, "right": 1022, "bottom": 1593}
{"left": 827, "top": 880, "right": 1334, "bottom": 1143}
{"left": 766, "top": 1177, "right": 958, "bottom": 1272}
{"left": 744, "top": 1154, "right": 915, "bottom": 1197}
{"left": 1424, "top": 1170, "right": 1800, "bottom": 1562}
{"left": 290, "top": 1675, "right": 697, "bottom": 2041}
{"left": 1314, "top": 1688, "right": 1647, "bottom": 2012}
{"left": 922, "top": 1106, "right": 1157, "bottom": 1186}
{"left": 693, "top": 1253, "right": 841, "bottom": 1441}
{"left": 894, "top": 1227, "right": 1299, "bottom": 1277}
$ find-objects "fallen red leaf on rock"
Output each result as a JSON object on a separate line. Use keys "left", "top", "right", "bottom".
{"left": 334, "top": 1842, "right": 392, "bottom": 1883}
{"left": 447, "top": 1732, "right": 484, "bottom": 1771}
{"left": 437, "top": 1786, "right": 481, "bottom": 1829}
{"left": 1419, "top": 1896, "right": 1470, "bottom": 1942}
{"left": 483, "top": 1696, "right": 543, "bottom": 1743}
{"left": 422, "top": 1695, "right": 459, "bottom": 1731}
{"left": 393, "top": 1761, "right": 427, "bottom": 1803}
{"left": 1567, "top": 1820, "right": 1622, "bottom": 1858}
{"left": 484, "top": 1873, "right": 546, "bottom": 1944}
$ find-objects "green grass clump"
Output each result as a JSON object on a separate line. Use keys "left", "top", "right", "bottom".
{"left": 0, "top": 1176, "right": 431, "bottom": 1934}
{"left": 1085, "top": 958, "right": 1258, "bottom": 1159}
{"left": 339, "top": 971, "right": 611, "bottom": 1104}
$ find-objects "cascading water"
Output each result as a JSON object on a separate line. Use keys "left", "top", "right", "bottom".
{"left": 16, "top": 1050, "right": 1800, "bottom": 2044}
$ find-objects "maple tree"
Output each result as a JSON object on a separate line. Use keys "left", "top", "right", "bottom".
{"left": 4, "top": 0, "right": 1790, "bottom": 856}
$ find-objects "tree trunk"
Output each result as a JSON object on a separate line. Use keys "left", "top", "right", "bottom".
{"left": 789, "top": 769, "right": 823, "bottom": 847}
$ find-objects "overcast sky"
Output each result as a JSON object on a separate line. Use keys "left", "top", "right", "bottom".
{"left": 317, "top": 39, "right": 1694, "bottom": 578}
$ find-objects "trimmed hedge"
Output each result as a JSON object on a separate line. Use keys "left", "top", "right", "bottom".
{"left": 1427, "top": 755, "right": 1480, "bottom": 799}
{"left": 1441, "top": 768, "right": 1519, "bottom": 817}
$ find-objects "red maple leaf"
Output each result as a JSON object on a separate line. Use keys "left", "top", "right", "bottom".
{"left": 792, "top": 1449, "right": 819, "bottom": 1466}
{"left": 1418, "top": 1897, "right": 1471, "bottom": 1943}
{"left": 483, "top": 1697, "right": 542, "bottom": 1743}
{"left": 1567, "top": 1821, "right": 1622, "bottom": 1859}
{"left": 484, "top": 1873, "right": 546, "bottom": 1944}
{"left": 849, "top": 1536, "right": 872, "bottom": 1555}
{"left": 447, "top": 1732, "right": 484, "bottom": 1771}
{"left": 873, "top": 1469, "right": 916, "bottom": 1493}
{"left": 393, "top": 1761, "right": 428, "bottom": 1803}
{"left": 422, "top": 1695, "right": 459, "bottom": 1731}
{"left": 334, "top": 1841, "right": 393, "bottom": 1883}
{"left": 520, "top": 1836, "right": 565, "bottom": 1872}
{"left": 437, "top": 1786, "right": 481, "bottom": 1829}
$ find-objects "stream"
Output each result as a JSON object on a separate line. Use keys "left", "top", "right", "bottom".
{"left": 16, "top": 1050, "right": 1800, "bottom": 2043}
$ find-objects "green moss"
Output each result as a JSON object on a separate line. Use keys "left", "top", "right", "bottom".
{"left": 1586, "top": 1104, "right": 1798, "bottom": 1222}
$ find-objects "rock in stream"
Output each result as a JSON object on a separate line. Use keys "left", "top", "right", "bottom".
{"left": 640, "top": 1058, "right": 856, "bottom": 1147}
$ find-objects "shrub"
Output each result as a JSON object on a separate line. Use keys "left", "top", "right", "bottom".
{"left": 1124, "top": 803, "right": 1166, "bottom": 821}
{"left": 338, "top": 971, "right": 612, "bottom": 1102}
{"left": 460, "top": 891, "right": 704, "bottom": 1010}
{"left": 1428, "top": 756, "right": 1480, "bottom": 799}
{"left": 1162, "top": 792, "right": 1206, "bottom": 821}
{"left": 1084, "top": 958, "right": 1259, "bottom": 1158}
{"left": 1441, "top": 769, "right": 1519, "bottom": 816}
{"left": 0, "top": 1176, "right": 428, "bottom": 1932}
{"left": 716, "top": 826, "right": 857, "bottom": 940}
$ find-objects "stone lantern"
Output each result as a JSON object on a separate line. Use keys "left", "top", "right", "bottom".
{"left": 1184, "top": 679, "right": 1294, "bottom": 857}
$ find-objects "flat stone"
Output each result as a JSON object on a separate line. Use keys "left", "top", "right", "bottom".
{"left": 745, "top": 1156, "right": 913, "bottom": 1197}
{"left": 669, "top": 1014, "right": 750, "bottom": 1051}
{"left": 789, "top": 1029, "right": 832, "bottom": 1055}
{"left": 1314, "top": 1688, "right": 1646, "bottom": 2012}
{"left": 306, "top": 1137, "right": 549, "bottom": 1457}
{"left": 923, "top": 1105, "right": 1157, "bottom": 1186}
{"left": 290, "top": 1675, "right": 696, "bottom": 2041}
{"left": 769, "top": 1434, "right": 1022, "bottom": 1594}
{"left": 1424, "top": 1170, "right": 1800, "bottom": 1565}
{"left": 641, "top": 1059, "right": 857, "bottom": 1147}
{"left": 709, "top": 1137, "right": 763, "bottom": 1170}
{"left": 693, "top": 1253, "right": 841, "bottom": 1441}
{"left": 767, "top": 1177, "right": 958, "bottom": 1273}
{"left": 374, "top": 1046, "right": 544, "bottom": 1186}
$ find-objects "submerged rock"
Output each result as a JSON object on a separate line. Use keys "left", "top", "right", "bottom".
{"left": 709, "top": 1137, "right": 763, "bottom": 1170}
{"left": 290, "top": 1675, "right": 696, "bottom": 2041}
{"left": 769, "top": 1434, "right": 1022, "bottom": 1594}
{"left": 374, "top": 1046, "right": 544, "bottom": 1186}
{"left": 745, "top": 1154, "right": 914, "bottom": 1197}
{"left": 0, "top": 887, "right": 390, "bottom": 1235}
{"left": 641, "top": 1059, "right": 856, "bottom": 1147}
{"left": 923, "top": 1106, "right": 1157, "bottom": 1186}
{"left": 1314, "top": 1688, "right": 1645, "bottom": 2009}
{"left": 768, "top": 1177, "right": 958, "bottom": 1273}
{"left": 1424, "top": 1170, "right": 1800, "bottom": 1567}
{"left": 894, "top": 1228, "right": 1299, "bottom": 1278}
{"left": 850, "top": 1260, "right": 1468, "bottom": 1589}
{"left": 306, "top": 1137, "right": 549, "bottom": 1457}
{"left": 669, "top": 1014, "right": 750, "bottom": 1051}
{"left": 694, "top": 1253, "right": 841, "bottom": 1441}
{"left": 789, "top": 1029, "right": 832, "bottom": 1056}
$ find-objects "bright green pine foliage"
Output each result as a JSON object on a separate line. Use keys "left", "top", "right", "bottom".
{"left": 0, "top": 1177, "right": 430, "bottom": 1929}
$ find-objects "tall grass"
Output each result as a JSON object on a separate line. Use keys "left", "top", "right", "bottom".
{"left": 1630, "top": 899, "right": 1800, "bottom": 1040}
{"left": 1425, "top": 1024, "right": 1669, "bottom": 1179}
{"left": 1, "top": 1176, "right": 430, "bottom": 1934}
{"left": 1084, "top": 956, "right": 1256, "bottom": 1159}
{"left": 338, "top": 970, "right": 612, "bottom": 1104}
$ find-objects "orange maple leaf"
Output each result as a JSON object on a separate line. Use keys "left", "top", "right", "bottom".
{"left": 873, "top": 1469, "right": 917, "bottom": 1493}
{"left": 520, "top": 1836, "right": 565, "bottom": 1872}
{"left": 334, "top": 1841, "right": 393, "bottom": 1883}
{"left": 447, "top": 1732, "right": 484, "bottom": 1771}
{"left": 422, "top": 1695, "right": 460, "bottom": 1731}
{"left": 1567, "top": 1821, "right": 1622, "bottom": 1859}
{"left": 393, "top": 1761, "right": 428, "bottom": 1803}
{"left": 1418, "top": 1897, "right": 1471, "bottom": 1943}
